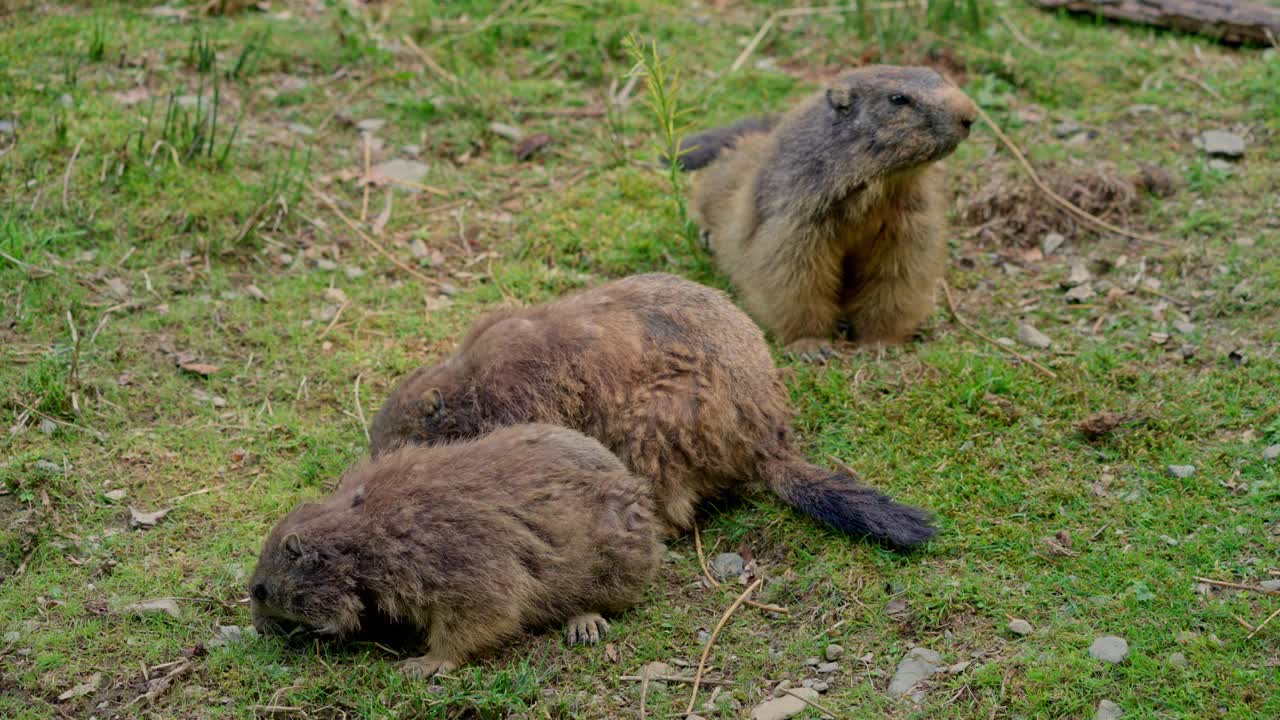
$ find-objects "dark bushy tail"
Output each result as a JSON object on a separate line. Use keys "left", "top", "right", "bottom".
{"left": 761, "top": 457, "right": 937, "bottom": 549}
{"left": 665, "top": 115, "right": 778, "bottom": 171}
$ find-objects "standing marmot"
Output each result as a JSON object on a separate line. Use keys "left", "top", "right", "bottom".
{"left": 249, "top": 424, "right": 661, "bottom": 677}
{"left": 369, "top": 273, "right": 935, "bottom": 548}
{"left": 679, "top": 65, "right": 978, "bottom": 359}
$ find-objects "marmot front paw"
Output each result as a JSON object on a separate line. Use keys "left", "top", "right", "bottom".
{"left": 400, "top": 655, "right": 459, "bottom": 679}
{"left": 784, "top": 337, "right": 836, "bottom": 362}
{"left": 564, "top": 613, "right": 610, "bottom": 645}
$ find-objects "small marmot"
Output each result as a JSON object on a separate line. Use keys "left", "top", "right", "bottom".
{"left": 369, "top": 273, "right": 935, "bottom": 548}
{"left": 248, "top": 424, "right": 661, "bottom": 677}
{"left": 678, "top": 65, "right": 978, "bottom": 359}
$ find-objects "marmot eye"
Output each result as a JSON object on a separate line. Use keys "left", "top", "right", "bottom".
{"left": 889, "top": 94, "right": 912, "bottom": 106}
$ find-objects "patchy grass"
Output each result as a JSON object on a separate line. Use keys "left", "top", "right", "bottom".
{"left": 2, "top": 1, "right": 1278, "bottom": 719}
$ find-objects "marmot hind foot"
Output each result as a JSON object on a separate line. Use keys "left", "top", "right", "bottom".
{"left": 564, "top": 613, "right": 610, "bottom": 645}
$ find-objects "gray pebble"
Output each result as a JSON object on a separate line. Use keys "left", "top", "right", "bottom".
{"left": 1016, "top": 323, "right": 1052, "bottom": 349}
{"left": 1088, "top": 636, "right": 1129, "bottom": 663}
{"left": 710, "top": 552, "right": 744, "bottom": 579}
{"left": 1008, "top": 618, "right": 1033, "bottom": 635}
{"left": 1042, "top": 232, "right": 1065, "bottom": 256}
{"left": 1166, "top": 465, "right": 1195, "bottom": 479}
{"left": 315, "top": 258, "right": 337, "bottom": 271}
{"left": 816, "top": 661, "right": 839, "bottom": 673}
{"left": 803, "top": 656, "right": 821, "bottom": 667}
{"left": 1053, "top": 120, "right": 1083, "bottom": 138}
{"left": 1263, "top": 445, "right": 1280, "bottom": 462}
{"left": 1095, "top": 699, "right": 1123, "bottom": 720}
{"left": 1167, "top": 652, "right": 1188, "bottom": 669}
{"left": 1172, "top": 319, "right": 1195, "bottom": 335}
{"left": 1065, "top": 282, "right": 1095, "bottom": 303}
{"left": 1259, "top": 579, "right": 1280, "bottom": 592}
{"left": 1196, "top": 130, "right": 1246, "bottom": 159}
{"left": 825, "top": 643, "right": 844, "bottom": 661}
{"left": 3, "top": 631, "right": 19, "bottom": 643}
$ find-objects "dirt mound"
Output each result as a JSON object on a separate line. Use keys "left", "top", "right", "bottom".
{"left": 961, "top": 163, "right": 1174, "bottom": 245}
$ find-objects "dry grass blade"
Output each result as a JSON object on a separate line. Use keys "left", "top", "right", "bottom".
{"left": 729, "top": 2, "right": 921, "bottom": 73}
{"left": 310, "top": 184, "right": 439, "bottom": 288}
{"left": 620, "top": 675, "right": 735, "bottom": 686}
{"left": 0, "top": 249, "right": 54, "bottom": 277}
{"left": 694, "top": 524, "right": 721, "bottom": 588}
{"left": 1247, "top": 606, "right": 1280, "bottom": 639}
{"left": 402, "top": 34, "right": 460, "bottom": 86}
{"left": 942, "top": 280, "right": 1059, "bottom": 379}
{"left": 353, "top": 373, "right": 370, "bottom": 444}
{"left": 685, "top": 577, "right": 763, "bottom": 713}
{"left": 360, "top": 132, "right": 372, "bottom": 222}
{"left": 62, "top": 138, "right": 85, "bottom": 212}
{"left": 1194, "top": 576, "right": 1272, "bottom": 593}
{"left": 972, "top": 104, "right": 1170, "bottom": 246}
{"left": 639, "top": 664, "right": 651, "bottom": 720}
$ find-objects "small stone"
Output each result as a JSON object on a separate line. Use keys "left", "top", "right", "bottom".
{"left": 1042, "top": 232, "right": 1065, "bottom": 256}
{"left": 1196, "top": 130, "right": 1246, "bottom": 159}
{"left": 207, "top": 624, "right": 256, "bottom": 649}
{"left": 4, "top": 631, "right": 19, "bottom": 643}
{"left": 1208, "top": 159, "right": 1234, "bottom": 173}
{"left": 1259, "top": 579, "right": 1280, "bottom": 592}
{"left": 1167, "top": 652, "right": 1188, "bottom": 669}
{"left": 1095, "top": 699, "right": 1123, "bottom": 720}
{"left": 710, "top": 552, "right": 745, "bottom": 579}
{"left": 409, "top": 238, "right": 430, "bottom": 260}
{"left": 750, "top": 688, "right": 819, "bottom": 720}
{"left": 287, "top": 122, "right": 314, "bottom": 136}
{"left": 1174, "top": 630, "right": 1198, "bottom": 644}
{"left": 123, "top": 598, "right": 182, "bottom": 620}
{"left": 947, "top": 661, "right": 971, "bottom": 674}
{"left": 370, "top": 159, "right": 430, "bottom": 188}
{"left": 825, "top": 643, "right": 844, "bottom": 661}
{"left": 438, "top": 282, "right": 460, "bottom": 297}
{"left": 1180, "top": 345, "right": 1196, "bottom": 361}
{"left": 1088, "top": 636, "right": 1129, "bottom": 664}
{"left": 0, "top": 119, "right": 15, "bottom": 133}
{"left": 104, "top": 489, "right": 127, "bottom": 502}
{"left": 772, "top": 680, "right": 792, "bottom": 697}
{"left": 1008, "top": 618, "right": 1033, "bottom": 636}
{"left": 1016, "top": 323, "right": 1052, "bottom": 349}
{"left": 343, "top": 265, "right": 365, "bottom": 279}
{"left": 816, "top": 661, "right": 839, "bottom": 673}
{"left": 315, "top": 258, "right": 337, "bottom": 271}
{"left": 1172, "top": 319, "right": 1195, "bottom": 335}
{"left": 1231, "top": 281, "right": 1251, "bottom": 299}
{"left": 39, "top": 418, "right": 57, "bottom": 435}
{"left": 637, "top": 661, "right": 670, "bottom": 687}
{"left": 803, "top": 656, "right": 821, "bottom": 667}
{"left": 996, "top": 337, "right": 1015, "bottom": 348}
{"left": 488, "top": 122, "right": 524, "bottom": 142}
{"left": 1150, "top": 332, "right": 1170, "bottom": 345}
{"left": 1062, "top": 262, "right": 1092, "bottom": 288}
{"left": 1166, "top": 465, "right": 1195, "bottom": 479}
{"left": 1262, "top": 445, "right": 1280, "bottom": 462}
{"left": 810, "top": 680, "right": 829, "bottom": 693}
{"left": 1065, "top": 283, "right": 1096, "bottom": 303}
{"left": 1234, "top": 236, "right": 1256, "bottom": 248}
{"left": 1053, "top": 120, "right": 1083, "bottom": 138}
{"left": 355, "top": 118, "right": 385, "bottom": 133}
{"left": 887, "top": 647, "right": 943, "bottom": 698}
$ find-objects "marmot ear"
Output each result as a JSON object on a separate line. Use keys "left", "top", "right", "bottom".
{"left": 421, "top": 387, "right": 445, "bottom": 416}
{"left": 283, "top": 533, "right": 304, "bottom": 559}
{"left": 826, "top": 86, "right": 854, "bottom": 112}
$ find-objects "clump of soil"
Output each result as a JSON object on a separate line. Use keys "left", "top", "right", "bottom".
{"left": 961, "top": 163, "right": 1174, "bottom": 246}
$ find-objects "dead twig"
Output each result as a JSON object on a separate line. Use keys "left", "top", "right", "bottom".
{"left": 620, "top": 675, "right": 735, "bottom": 686}
{"left": 128, "top": 660, "right": 192, "bottom": 707}
{"left": 694, "top": 524, "right": 721, "bottom": 588}
{"left": 1172, "top": 69, "right": 1224, "bottom": 101}
{"left": 744, "top": 599, "right": 790, "bottom": 614}
{"left": 997, "top": 12, "right": 1048, "bottom": 54}
{"left": 779, "top": 688, "right": 838, "bottom": 718}
{"left": 1247, "top": 606, "right": 1280, "bottom": 639}
{"left": 360, "top": 132, "right": 372, "bottom": 222}
{"left": 310, "top": 184, "right": 439, "bottom": 288}
{"left": 62, "top": 138, "right": 85, "bottom": 212}
{"left": 318, "top": 300, "right": 349, "bottom": 340}
{"left": 973, "top": 104, "right": 1170, "bottom": 246}
{"left": 639, "top": 664, "right": 651, "bottom": 720}
{"left": 942, "top": 281, "right": 1059, "bottom": 379}
{"left": 402, "top": 34, "right": 459, "bottom": 87}
{"left": 0, "top": 249, "right": 54, "bottom": 277}
{"left": 1195, "top": 576, "right": 1274, "bottom": 594}
{"left": 353, "top": 373, "right": 371, "bottom": 444}
{"left": 685, "top": 578, "right": 763, "bottom": 714}
{"left": 988, "top": 665, "right": 1013, "bottom": 720}
{"left": 1232, "top": 614, "right": 1257, "bottom": 633}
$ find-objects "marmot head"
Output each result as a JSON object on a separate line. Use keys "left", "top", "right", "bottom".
{"left": 248, "top": 505, "right": 365, "bottom": 639}
{"left": 821, "top": 65, "right": 977, "bottom": 175}
{"left": 368, "top": 363, "right": 462, "bottom": 457}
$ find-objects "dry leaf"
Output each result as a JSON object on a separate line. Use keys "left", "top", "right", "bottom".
{"left": 129, "top": 505, "right": 171, "bottom": 528}
{"left": 58, "top": 672, "right": 102, "bottom": 701}
{"left": 179, "top": 362, "right": 219, "bottom": 376}
{"left": 371, "top": 190, "right": 393, "bottom": 236}
{"left": 605, "top": 643, "right": 620, "bottom": 663}
{"left": 514, "top": 133, "right": 552, "bottom": 161}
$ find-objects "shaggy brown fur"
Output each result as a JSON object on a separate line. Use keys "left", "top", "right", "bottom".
{"left": 248, "top": 424, "right": 661, "bottom": 677}
{"left": 678, "top": 65, "right": 977, "bottom": 359}
{"left": 369, "top": 273, "right": 935, "bottom": 548}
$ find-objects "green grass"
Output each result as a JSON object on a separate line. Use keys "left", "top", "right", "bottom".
{"left": 2, "top": 1, "right": 1278, "bottom": 718}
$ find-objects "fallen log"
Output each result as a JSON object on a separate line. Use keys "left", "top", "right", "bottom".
{"left": 1029, "top": 0, "right": 1280, "bottom": 46}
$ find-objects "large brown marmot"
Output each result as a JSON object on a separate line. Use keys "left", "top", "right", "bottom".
{"left": 248, "top": 424, "right": 661, "bottom": 678}
{"left": 369, "top": 273, "right": 935, "bottom": 548}
{"left": 679, "top": 65, "right": 978, "bottom": 360}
